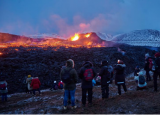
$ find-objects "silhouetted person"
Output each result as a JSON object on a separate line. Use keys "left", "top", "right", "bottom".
{"left": 153, "top": 52, "right": 160, "bottom": 91}
{"left": 79, "top": 61, "right": 96, "bottom": 107}
{"left": 99, "top": 60, "right": 113, "bottom": 99}
{"left": 0, "top": 76, "right": 8, "bottom": 102}
{"left": 114, "top": 60, "right": 127, "bottom": 95}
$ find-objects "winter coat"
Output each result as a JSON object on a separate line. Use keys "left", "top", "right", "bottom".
{"left": 26, "top": 77, "right": 33, "bottom": 90}
{"left": 0, "top": 81, "right": 8, "bottom": 94}
{"left": 144, "top": 57, "right": 151, "bottom": 71}
{"left": 99, "top": 65, "right": 113, "bottom": 85}
{"left": 30, "top": 77, "right": 41, "bottom": 89}
{"left": 60, "top": 60, "right": 78, "bottom": 90}
{"left": 79, "top": 61, "right": 96, "bottom": 89}
{"left": 114, "top": 64, "right": 126, "bottom": 85}
{"left": 134, "top": 75, "right": 147, "bottom": 88}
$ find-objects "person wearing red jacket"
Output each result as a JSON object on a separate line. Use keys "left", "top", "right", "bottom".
{"left": 31, "top": 77, "right": 41, "bottom": 95}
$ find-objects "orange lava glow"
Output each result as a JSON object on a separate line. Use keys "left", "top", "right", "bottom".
{"left": 85, "top": 33, "right": 91, "bottom": 38}
{"left": 0, "top": 33, "right": 106, "bottom": 50}
{"left": 71, "top": 33, "right": 79, "bottom": 41}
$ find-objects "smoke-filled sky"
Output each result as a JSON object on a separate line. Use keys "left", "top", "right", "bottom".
{"left": 0, "top": 0, "right": 160, "bottom": 38}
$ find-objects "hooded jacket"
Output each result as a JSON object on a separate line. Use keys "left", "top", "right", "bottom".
{"left": 60, "top": 59, "right": 78, "bottom": 90}
{"left": 99, "top": 61, "right": 113, "bottom": 85}
{"left": 134, "top": 75, "right": 147, "bottom": 88}
{"left": 79, "top": 61, "right": 96, "bottom": 89}
{"left": 114, "top": 64, "right": 126, "bottom": 84}
{"left": 30, "top": 77, "right": 41, "bottom": 89}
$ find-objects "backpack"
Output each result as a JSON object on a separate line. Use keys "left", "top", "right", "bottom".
{"left": 84, "top": 68, "right": 94, "bottom": 81}
{"left": 139, "top": 76, "right": 145, "bottom": 84}
{"left": 61, "top": 68, "right": 72, "bottom": 84}
{"left": 0, "top": 83, "right": 6, "bottom": 90}
{"left": 59, "top": 83, "right": 63, "bottom": 89}
{"left": 148, "top": 58, "right": 153, "bottom": 70}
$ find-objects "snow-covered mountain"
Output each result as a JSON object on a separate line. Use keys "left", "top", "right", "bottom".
{"left": 112, "top": 29, "right": 160, "bottom": 47}
{"left": 93, "top": 32, "right": 113, "bottom": 41}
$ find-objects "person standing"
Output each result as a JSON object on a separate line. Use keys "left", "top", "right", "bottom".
{"left": 0, "top": 76, "right": 8, "bottom": 102}
{"left": 144, "top": 53, "right": 152, "bottom": 81}
{"left": 26, "top": 75, "right": 33, "bottom": 94}
{"left": 79, "top": 61, "right": 96, "bottom": 107}
{"left": 153, "top": 52, "right": 160, "bottom": 91}
{"left": 99, "top": 60, "right": 113, "bottom": 99}
{"left": 30, "top": 77, "right": 41, "bottom": 96}
{"left": 114, "top": 60, "right": 127, "bottom": 95}
{"left": 60, "top": 59, "right": 78, "bottom": 110}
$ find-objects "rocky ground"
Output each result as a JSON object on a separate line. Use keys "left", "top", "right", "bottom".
{"left": 1, "top": 71, "right": 160, "bottom": 114}
{"left": 0, "top": 45, "right": 159, "bottom": 114}
{"left": 0, "top": 45, "right": 158, "bottom": 94}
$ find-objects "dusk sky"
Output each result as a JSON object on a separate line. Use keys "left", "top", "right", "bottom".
{"left": 0, "top": 0, "right": 160, "bottom": 38}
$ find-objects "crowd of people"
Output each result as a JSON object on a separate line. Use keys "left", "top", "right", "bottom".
{"left": 0, "top": 52, "right": 160, "bottom": 111}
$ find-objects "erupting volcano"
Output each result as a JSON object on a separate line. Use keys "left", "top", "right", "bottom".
{"left": 0, "top": 32, "right": 115, "bottom": 49}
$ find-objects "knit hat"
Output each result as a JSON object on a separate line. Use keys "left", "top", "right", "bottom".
{"left": 28, "top": 75, "right": 31, "bottom": 78}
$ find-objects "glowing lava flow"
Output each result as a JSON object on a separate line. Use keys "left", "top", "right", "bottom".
{"left": 71, "top": 33, "right": 79, "bottom": 41}
{"left": 0, "top": 33, "right": 106, "bottom": 49}
{"left": 85, "top": 33, "right": 91, "bottom": 38}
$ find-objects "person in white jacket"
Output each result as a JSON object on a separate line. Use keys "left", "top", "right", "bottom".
{"left": 134, "top": 71, "right": 147, "bottom": 90}
{"left": 26, "top": 75, "right": 33, "bottom": 94}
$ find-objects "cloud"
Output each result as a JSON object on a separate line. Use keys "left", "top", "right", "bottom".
{"left": 1, "top": 0, "right": 160, "bottom": 36}
{"left": 43, "top": 14, "right": 111, "bottom": 38}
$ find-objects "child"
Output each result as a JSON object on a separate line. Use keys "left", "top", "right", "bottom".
{"left": 58, "top": 81, "right": 64, "bottom": 89}
{"left": 134, "top": 71, "right": 147, "bottom": 90}
{"left": 50, "top": 81, "right": 58, "bottom": 91}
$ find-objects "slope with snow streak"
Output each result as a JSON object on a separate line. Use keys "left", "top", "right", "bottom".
{"left": 112, "top": 29, "right": 160, "bottom": 47}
